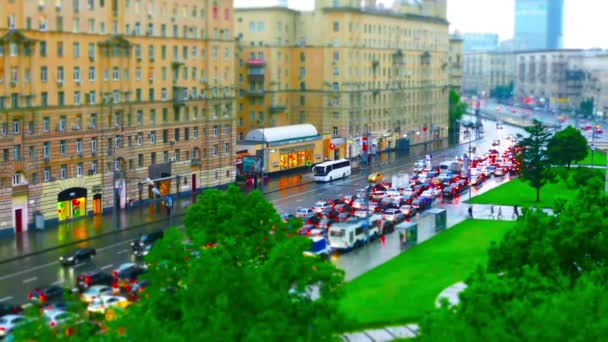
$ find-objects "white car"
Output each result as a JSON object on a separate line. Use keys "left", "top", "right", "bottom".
{"left": 352, "top": 199, "right": 365, "bottom": 209}
{"left": 87, "top": 295, "right": 131, "bottom": 314}
{"left": 383, "top": 209, "right": 404, "bottom": 222}
{"left": 399, "top": 205, "right": 415, "bottom": 217}
{"left": 43, "top": 309, "right": 78, "bottom": 328}
{"left": 295, "top": 208, "right": 313, "bottom": 218}
{"left": 80, "top": 285, "right": 113, "bottom": 303}
{"left": 0, "top": 315, "right": 28, "bottom": 337}
{"left": 311, "top": 201, "right": 330, "bottom": 213}
{"left": 385, "top": 188, "right": 401, "bottom": 198}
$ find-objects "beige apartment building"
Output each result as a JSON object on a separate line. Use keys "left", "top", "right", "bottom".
{"left": 0, "top": 0, "right": 236, "bottom": 234}
{"left": 563, "top": 51, "right": 608, "bottom": 115}
{"left": 235, "top": 0, "right": 451, "bottom": 167}
{"left": 463, "top": 51, "right": 515, "bottom": 96}
{"left": 448, "top": 33, "right": 464, "bottom": 92}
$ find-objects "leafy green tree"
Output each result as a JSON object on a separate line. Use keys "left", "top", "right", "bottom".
{"left": 449, "top": 89, "right": 467, "bottom": 144}
{"left": 491, "top": 82, "right": 514, "bottom": 100}
{"left": 516, "top": 119, "right": 556, "bottom": 202}
{"left": 579, "top": 97, "right": 594, "bottom": 118}
{"left": 111, "top": 185, "right": 346, "bottom": 341}
{"left": 547, "top": 125, "right": 588, "bottom": 169}
{"left": 419, "top": 181, "right": 608, "bottom": 341}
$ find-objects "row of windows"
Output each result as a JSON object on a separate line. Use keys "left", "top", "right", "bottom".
{"left": 2, "top": 138, "right": 231, "bottom": 163}
{"left": 0, "top": 86, "right": 234, "bottom": 109}
{"left": 0, "top": 41, "right": 231, "bottom": 62}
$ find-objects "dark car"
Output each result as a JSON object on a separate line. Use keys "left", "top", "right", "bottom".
{"left": 131, "top": 230, "right": 164, "bottom": 251}
{"left": 303, "top": 213, "right": 321, "bottom": 226}
{"left": 442, "top": 185, "right": 459, "bottom": 198}
{"left": 59, "top": 247, "right": 96, "bottom": 266}
{"left": 320, "top": 207, "right": 339, "bottom": 220}
{"left": 75, "top": 271, "right": 114, "bottom": 292}
{"left": 28, "top": 286, "right": 64, "bottom": 303}
{"left": 333, "top": 203, "right": 352, "bottom": 213}
{"left": 0, "top": 304, "right": 22, "bottom": 316}
{"left": 412, "top": 197, "right": 433, "bottom": 211}
{"left": 114, "top": 266, "right": 147, "bottom": 291}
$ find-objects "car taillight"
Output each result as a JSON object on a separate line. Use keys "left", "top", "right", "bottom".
{"left": 86, "top": 276, "right": 92, "bottom": 284}
{"left": 40, "top": 293, "right": 47, "bottom": 303}
{"left": 28, "top": 293, "right": 33, "bottom": 300}
{"left": 126, "top": 286, "right": 132, "bottom": 292}
{"left": 113, "top": 271, "right": 118, "bottom": 277}
{"left": 0, "top": 327, "right": 5, "bottom": 332}
{"left": 50, "top": 321, "right": 56, "bottom": 327}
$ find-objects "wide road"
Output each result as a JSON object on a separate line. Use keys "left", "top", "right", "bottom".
{"left": 0, "top": 119, "right": 523, "bottom": 304}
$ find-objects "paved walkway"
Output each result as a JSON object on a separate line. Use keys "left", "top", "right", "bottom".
{"left": 342, "top": 324, "right": 420, "bottom": 341}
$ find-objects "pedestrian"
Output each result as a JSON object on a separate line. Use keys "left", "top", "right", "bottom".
{"left": 490, "top": 205, "right": 495, "bottom": 218}
{"left": 513, "top": 205, "right": 519, "bottom": 218}
{"left": 468, "top": 206, "right": 473, "bottom": 218}
{"left": 497, "top": 207, "right": 503, "bottom": 219}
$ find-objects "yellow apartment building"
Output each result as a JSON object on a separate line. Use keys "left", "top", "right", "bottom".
{"left": 0, "top": 0, "right": 236, "bottom": 234}
{"left": 235, "top": 0, "right": 450, "bottom": 171}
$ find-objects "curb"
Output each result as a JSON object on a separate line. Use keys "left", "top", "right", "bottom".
{"left": 0, "top": 213, "right": 185, "bottom": 266}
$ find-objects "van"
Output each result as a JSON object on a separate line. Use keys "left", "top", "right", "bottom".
{"left": 328, "top": 221, "right": 368, "bottom": 251}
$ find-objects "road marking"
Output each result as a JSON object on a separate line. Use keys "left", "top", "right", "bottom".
{"left": 0, "top": 261, "right": 58, "bottom": 281}
{"left": 100, "top": 264, "right": 114, "bottom": 270}
{"left": 73, "top": 263, "right": 86, "bottom": 269}
{"left": 22, "top": 276, "right": 37, "bottom": 284}
{"left": 117, "top": 249, "right": 129, "bottom": 254}
{"left": 0, "top": 296, "right": 14, "bottom": 303}
{"left": 52, "top": 280, "right": 64, "bottom": 286}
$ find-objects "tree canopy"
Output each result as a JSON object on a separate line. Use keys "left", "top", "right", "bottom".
{"left": 112, "top": 186, "right": 346, "bottom": 341}
{"left": 12, "top": 185, "right": 346, "bottom": 341}
{"left": 419, "top": 178, "right": 608, "bottom": 340}
{"left": 516, "top": 119, "right": 556, "bottom": 202}
{"left": 547, "top": 126, "right": 588, "bottom": 169}
{"left": 449, "top": 89, "right": 467, "bottom": 144}
{"left": 579, "top": 98, "right": 594, "bottom": 118}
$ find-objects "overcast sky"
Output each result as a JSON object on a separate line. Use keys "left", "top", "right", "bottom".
{"left": 234, "top": 0, "right": 608, "bottom": 49}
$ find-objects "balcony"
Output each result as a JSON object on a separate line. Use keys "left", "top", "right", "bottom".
{"left": 246, "top": 89, "right": 265, "bottom": 97}
{"left": 269, "top": 104, "right": 287, "bottom": 113}
{"left": 173, "top": 86, "right": 187, "bottom": 106}
{"left": 191, "top": 158, "right": 201, "bottom": 167}
{"left": 248, "top": 68, "right": 265, "bottom": 79}
{"left": 246, "top": 58, "right": 266, "bottom": 67}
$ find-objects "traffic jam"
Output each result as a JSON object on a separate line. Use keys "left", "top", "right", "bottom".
{"left": 289, "top": 136, "right": 521, "bottom": 258}
{"left": 0, "top": 232, "right": 162, "bottom": 338}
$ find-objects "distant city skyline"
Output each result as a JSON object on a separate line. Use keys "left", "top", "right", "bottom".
{"left": 234, "top": 0, "right": 608, "bottom": 49}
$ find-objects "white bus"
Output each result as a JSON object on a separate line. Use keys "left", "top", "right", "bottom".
{"left": 312, "top": 159, "right": 352, "bottom": 182}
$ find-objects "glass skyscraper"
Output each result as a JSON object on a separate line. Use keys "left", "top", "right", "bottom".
{"left": 514, "top": 0, "right": 564, "bottom": 51}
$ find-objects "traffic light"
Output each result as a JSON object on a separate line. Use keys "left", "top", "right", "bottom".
{"left": 329, "top": 143, "right": 336, "bottom": 150}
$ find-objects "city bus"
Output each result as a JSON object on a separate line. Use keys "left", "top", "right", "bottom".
{"left": 312, "top": 159, "right": 352, "bottom": 182}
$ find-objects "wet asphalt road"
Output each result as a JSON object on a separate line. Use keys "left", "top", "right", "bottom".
{"left": 0, "top": 119, "right": 523, "bottom": 305}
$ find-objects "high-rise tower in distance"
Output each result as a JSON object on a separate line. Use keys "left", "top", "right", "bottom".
{"left": 514, "top": 0, "right": 563, "bottom": 51}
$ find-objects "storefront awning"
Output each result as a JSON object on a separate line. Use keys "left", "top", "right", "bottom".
{"left": 245, "top": 124, "right": 321, "bottom": 145}
{"left": 331, "top": 138, "right": 346, "bottom": 146}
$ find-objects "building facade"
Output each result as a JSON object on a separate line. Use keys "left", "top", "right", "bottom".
{"left": 463, "top": 52, "right": 515, "bottom": 96}
{"left": 0, "top": 0, "right": 236, "bottom": 234}
{"left": 514, "top": 49, "right": 583, "bottom": 109}
{"left": 514, "top": 0, "right": 563, "bottom": 51}
{"left": 449, "top": 34, "right": 464, "bottom": 92}
{"left": 235, "top": 0, "right": 451, "bottom": 166}
{"left": 461, "top": 33, "right": 499, "bottom": 53}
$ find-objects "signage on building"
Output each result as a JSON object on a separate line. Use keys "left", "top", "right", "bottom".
{"left": 92, "top": 185, "right": 102, "bottom": 194}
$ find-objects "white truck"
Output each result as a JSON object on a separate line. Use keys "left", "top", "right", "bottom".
{"left": 391, "top": 173, "right": 410, "bottom": 189}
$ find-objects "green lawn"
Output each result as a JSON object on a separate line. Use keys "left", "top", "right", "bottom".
{"left": 468, "top": 168, "right": 605, "bottom": 208}
{"left": 340, "top": 220, "right": 514, "bottom": 329}
{"left": 467, "top": 177, "right": 567, "bottom": 209}
{"left": 578, "top": 148, "right": 607, "bottom": 166}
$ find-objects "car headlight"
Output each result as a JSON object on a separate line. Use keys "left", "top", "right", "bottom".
{"left": 68, "top": 257, "right": 74, "bottom": 261}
